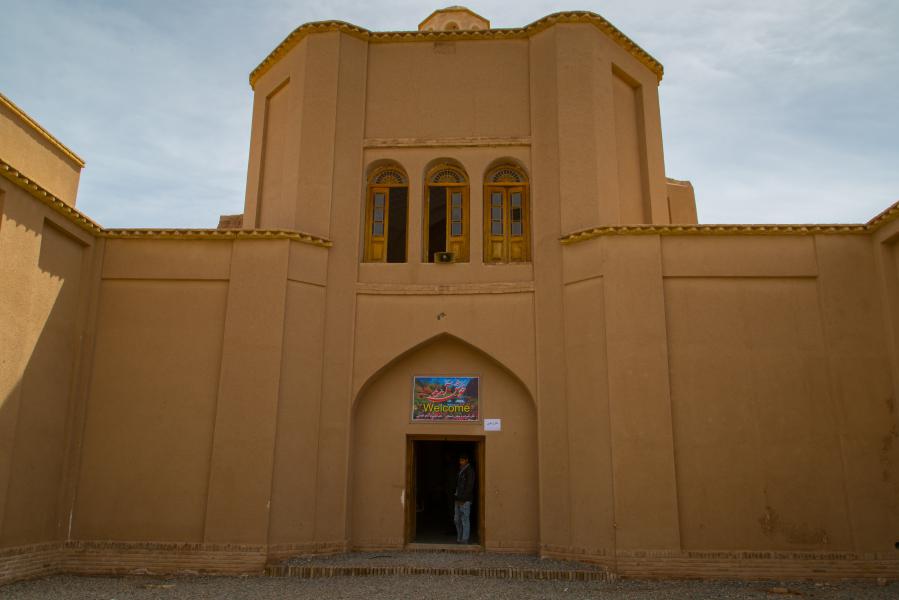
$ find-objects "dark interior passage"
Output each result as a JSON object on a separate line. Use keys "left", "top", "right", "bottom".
{"left": 386, "top": 187, "right": 407, "bottom": 263}
{"left": 413, "top": 439, "right": 479, "bottom": 544}
{"left": 427, "top": 186, "right": 447, "bottom": 261}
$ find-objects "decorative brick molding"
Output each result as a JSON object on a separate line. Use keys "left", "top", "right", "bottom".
{"left": 103, "top": 228, "right": 331, "bottom": 247}
{"left": 347, "top": 541, "right": 539, "bottom": 554}
{"left": 0, "top": 542, "right": 64, "bottom": 586}
{"left": 356, "top": 282, "right": 535, "bottom": 296}
{"left": 267, "top": 541, "right": 348, "bottom": 562}
{"left": 865, "top": 201, "right": 899, "bottom": 230}
{"left": 560, "top": 199, "right": 899, "bottom": 245}
{"left": 347, "top": 538, "right": 406, "bottom": 553}
{"left": 0, "top": 158, "right": 102, "bottom": 234}
{"left": 614, "top": 549, "right": 899, "bottom": 580}
{"left": 0, "top": 541, "right": 267, "bottom": 585}
{"left": 363, "top": 136, "right": 531, "bottom": 149}
{"left": 61, "top": 541, "right": 267, "bottom": 576}
{"left": 539, "top": 546, "right": 899, "bottom": 580}
{"left": 560, "top": 223, "right": 870, "bottom": 244}
{"left": 484, "top": 540, "right": 540, "bottom": 554}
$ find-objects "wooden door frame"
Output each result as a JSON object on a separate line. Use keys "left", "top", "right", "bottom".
{"left": 405, "top": 434, "right": 486, "bottom": 547}
{"left": 422, "top": 184, "right": 470, "bottom": 263}
{"left": 483, "top": 183, "right": 530, "bottom": 263}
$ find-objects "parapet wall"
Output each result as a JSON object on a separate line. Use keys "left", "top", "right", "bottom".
{"left": 0, "top": 94, "right": 84, "bottom": 206}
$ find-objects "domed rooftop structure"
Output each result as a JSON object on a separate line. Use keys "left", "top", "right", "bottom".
{"left": 418, "top": 6, "right": 490, "bottom": 31}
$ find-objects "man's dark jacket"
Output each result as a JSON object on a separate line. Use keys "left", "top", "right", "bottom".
{"left": 455, "top": 464, "right": 475, "bottom": 503}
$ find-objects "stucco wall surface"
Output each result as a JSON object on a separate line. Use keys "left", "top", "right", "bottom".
{"left": 365, "top": 40, "right": 530, "bottom": 141}
{"left": 0, "top": 176, "right": 99, "bottom": 580}
{"left": 70, "top": 238, "right": 330, "bottom": 548}
{"left": 560, "top": 233, "right": 898, "bottom": 561}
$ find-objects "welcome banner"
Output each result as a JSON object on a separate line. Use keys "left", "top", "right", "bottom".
{"left": 411, "top": 376, "right": 480, "bottom": 422}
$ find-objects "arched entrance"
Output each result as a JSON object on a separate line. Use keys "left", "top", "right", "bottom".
{"left": 350, "top": 334, "right": 538, "bottom": 553}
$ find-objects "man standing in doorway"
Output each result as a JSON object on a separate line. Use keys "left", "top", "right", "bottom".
{"left": 454, "top": 454, "right": 475, "bottom": 544}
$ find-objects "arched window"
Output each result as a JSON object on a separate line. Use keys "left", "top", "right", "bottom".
{"left": 424, "top": 164, "right": 469, "bottom": 262}
{"left": 364, "top": 165, "right": 408, "bottom": 263}
{"left": 484, "top": 164, "right": 530, "bottom": 263}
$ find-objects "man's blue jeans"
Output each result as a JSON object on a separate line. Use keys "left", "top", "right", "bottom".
{"left": 454, "top": 500, "right": 471, "bottom": 543}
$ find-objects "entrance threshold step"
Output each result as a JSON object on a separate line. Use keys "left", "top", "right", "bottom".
{"left": 266, "top": 550, "right": 611, "bottom": 582}
{"left": 405, "top": 543, "right": 482, "bottom": 553}
{"left": 266, "top": 563, "right": 609, "bottom": 581}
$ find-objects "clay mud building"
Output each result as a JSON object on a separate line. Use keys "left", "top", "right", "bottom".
{"left": 1, "top": 6, "right": 898, "bottom": 585}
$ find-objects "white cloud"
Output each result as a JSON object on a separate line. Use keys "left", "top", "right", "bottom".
{"left": 2, "top": 0, "right": 897, "bottom": 226}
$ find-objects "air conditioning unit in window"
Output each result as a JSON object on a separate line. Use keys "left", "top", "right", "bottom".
{"left": 434, "top": 251, "right": 456, "bottom": 263}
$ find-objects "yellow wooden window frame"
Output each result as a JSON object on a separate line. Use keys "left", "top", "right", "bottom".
{"left": 483, "top": 166, "right": 530, "bottom": 263}
{"left": 423, "top": 165, "right": 470, "bottom": 262}
{"left": 364, "top": 166, "right": 408, "bottom": 263}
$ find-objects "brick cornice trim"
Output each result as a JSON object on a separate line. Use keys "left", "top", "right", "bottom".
{"left": 249, "top": 11, "right": 664, "bottom": 89}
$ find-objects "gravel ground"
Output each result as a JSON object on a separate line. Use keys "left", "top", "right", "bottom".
{"left": 281, "top": 550, "right": 604, "bottom": 571}
{"left": 3, "top": 575, "right": 895, "bottom": 599}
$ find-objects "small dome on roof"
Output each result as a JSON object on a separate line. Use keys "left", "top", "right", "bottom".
{"left": 418, "top": 6, "right": 490, "bottom": 31}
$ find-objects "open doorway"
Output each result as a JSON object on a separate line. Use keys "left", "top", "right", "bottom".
{"left": 406, "top": 436, "right": 484, "bottom": 545}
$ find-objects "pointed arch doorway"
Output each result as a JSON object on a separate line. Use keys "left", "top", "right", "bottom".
{"left": 350, "top": 335, "right": 538, "bottom": 552}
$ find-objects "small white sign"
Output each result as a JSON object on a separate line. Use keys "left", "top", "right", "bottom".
{"left": 484, "top": 418, "right": 502, "bottom": 432}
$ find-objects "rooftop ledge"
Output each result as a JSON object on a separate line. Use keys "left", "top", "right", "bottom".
{"left": 4, "top": 156, "right": 896, "bottom": 247}
{"left": 249, "top": 11, "right": 665, "bottom": 89}
{"left": 560, "top": 202, "right": 899, "bottom": 244}
{"left": 103, "top": 228, "right": 332, "bottom": 247}
{"left": 0, "top": 158, "right": 330, "bottom": 247}
{"left": 1, "top": 93, "right": 86, "bottom": 168}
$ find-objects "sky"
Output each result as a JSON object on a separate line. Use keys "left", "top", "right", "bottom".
{"left": 2, "top": 0, "right": 898, "bottom": 228}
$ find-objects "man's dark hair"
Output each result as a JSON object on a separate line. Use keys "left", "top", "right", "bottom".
{"left": 459, "top": 454, "right": 469, "bottom": 461}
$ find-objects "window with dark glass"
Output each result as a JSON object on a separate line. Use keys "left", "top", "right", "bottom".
{"left": 424, "top": 165, "right": 469, "bottom": 262}
{"left": 364, "top": 166, "right": 408, "bottom": 263}
{"left": 484, "top": 165, "right": 530, "bottom": 263}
